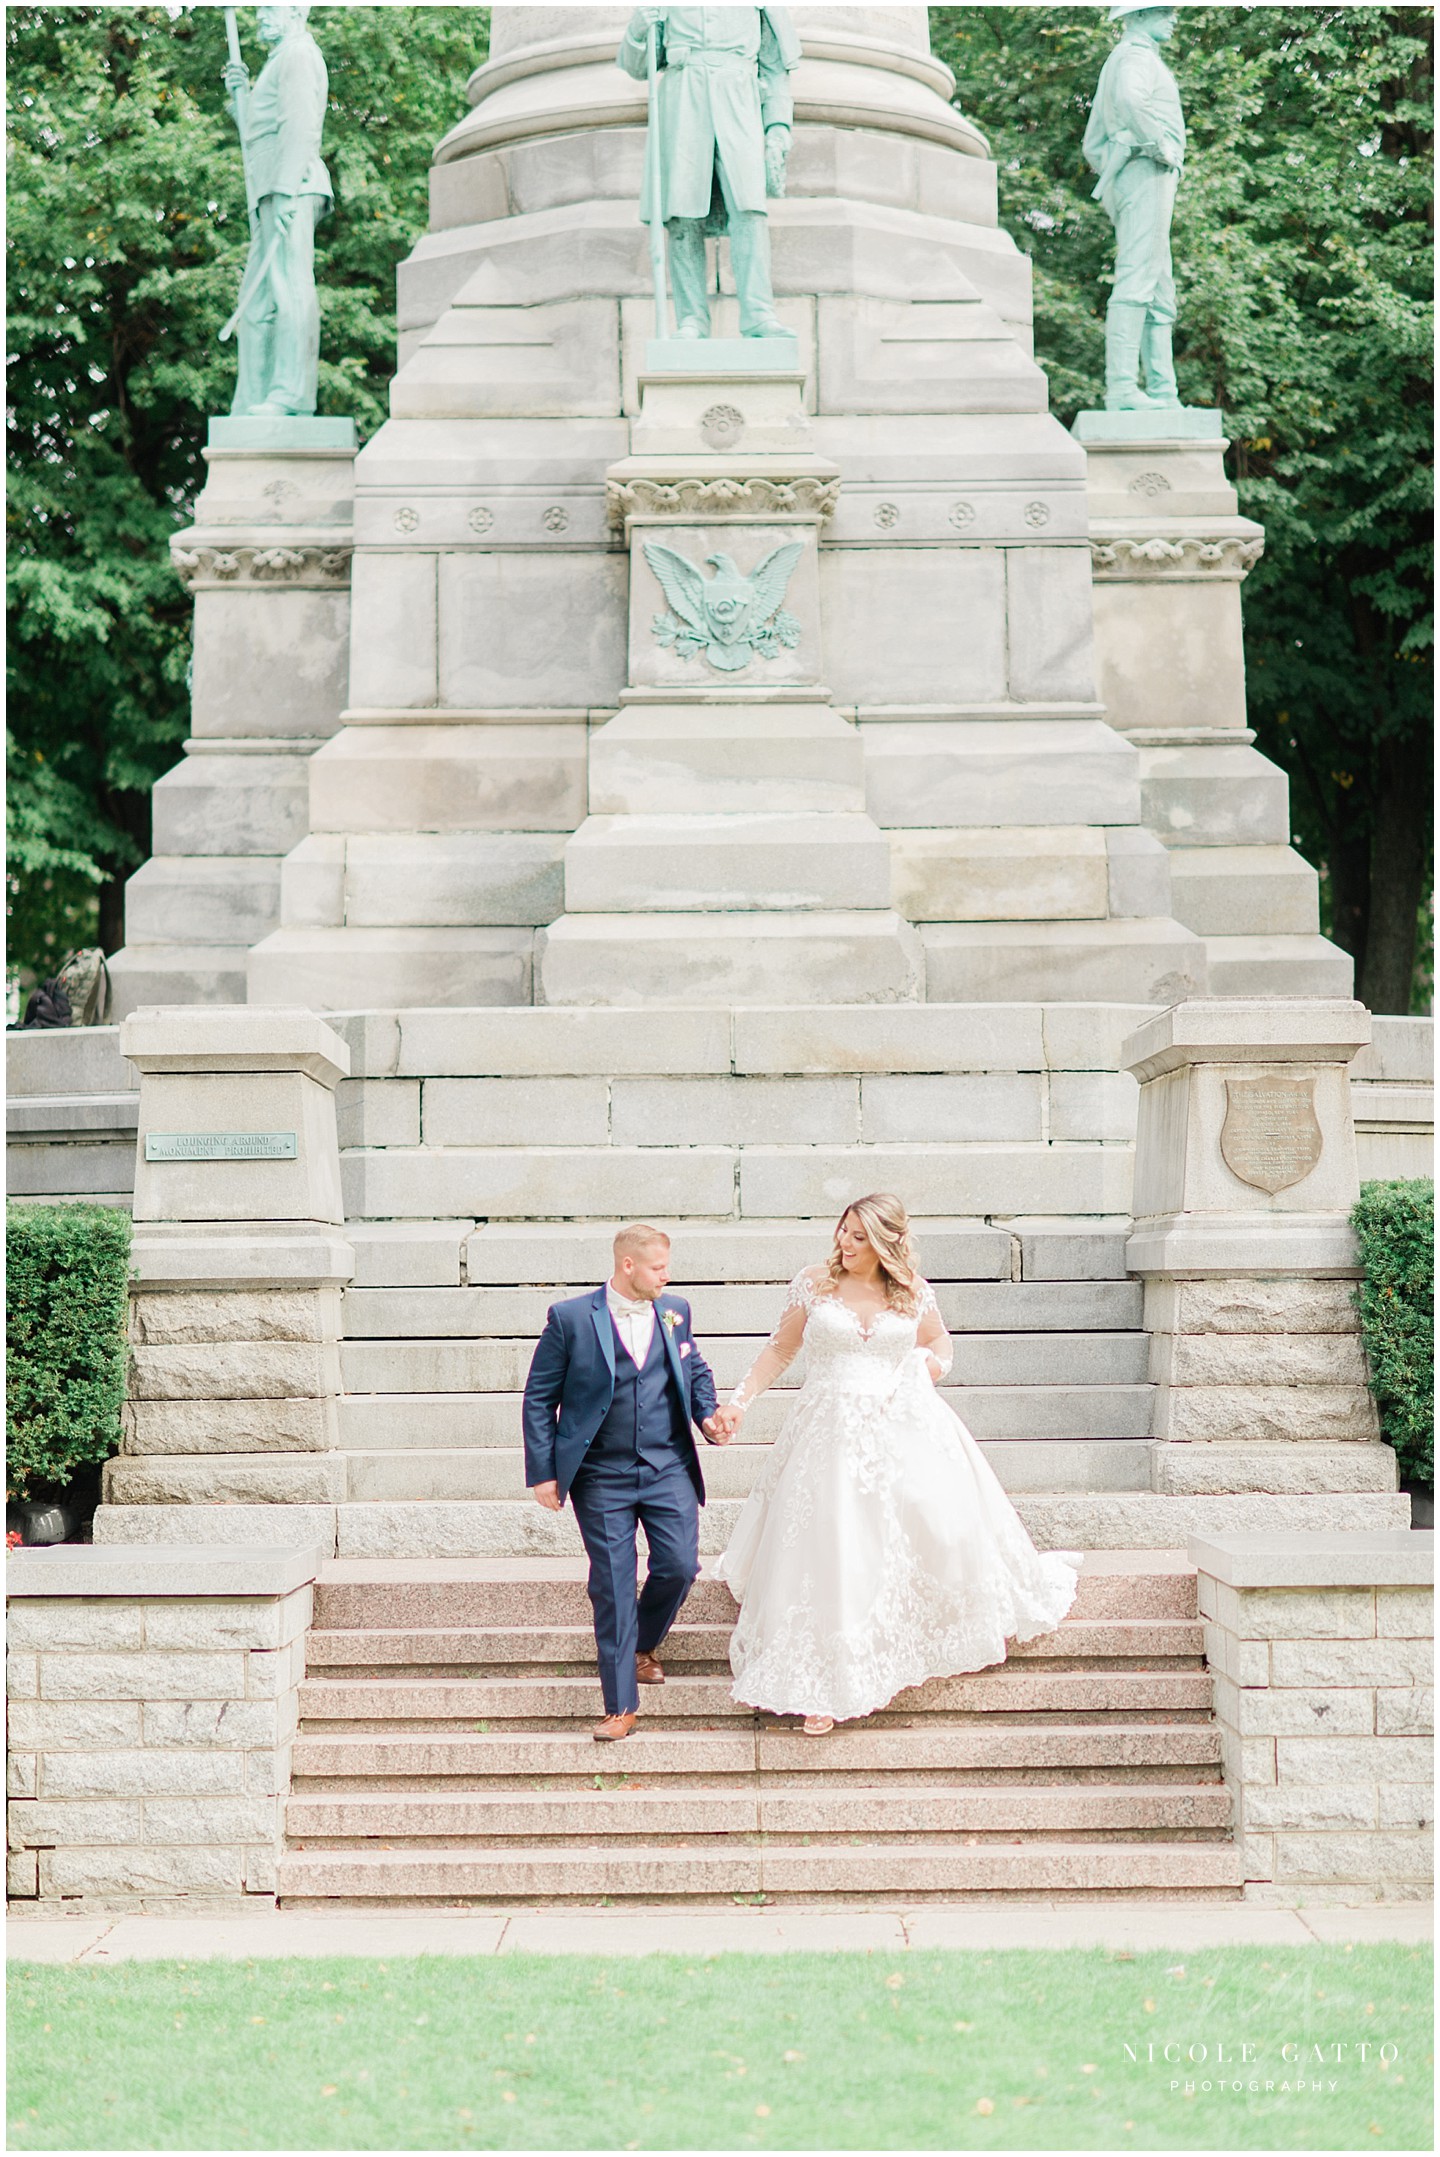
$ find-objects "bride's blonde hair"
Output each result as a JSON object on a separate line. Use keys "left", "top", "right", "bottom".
{"left": 824, "top": 1193, "right": 923, "bottom": 1312}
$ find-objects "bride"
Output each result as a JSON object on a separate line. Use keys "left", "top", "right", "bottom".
{"left": 712, "top": 1193, "right": 1081, "bottom": 1735}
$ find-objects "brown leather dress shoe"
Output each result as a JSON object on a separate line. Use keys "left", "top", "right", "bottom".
{"left": 593, "top": 1711, "right": 638, "bottom": 1742}
{"left": 635, "top": 1650, "right": 665, "bottom": 1685}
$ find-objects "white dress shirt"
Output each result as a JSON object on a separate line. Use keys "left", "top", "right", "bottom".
{"left": 606, "top": 1284, "right": 657, "bottom": 1367}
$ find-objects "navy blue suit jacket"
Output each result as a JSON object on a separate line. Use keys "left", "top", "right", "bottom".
{"left": 521, "top": 1288, "right": 719, "bottom": 1504}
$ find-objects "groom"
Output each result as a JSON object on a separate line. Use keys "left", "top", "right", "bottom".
{"left": 522, "top": 1224, "right": 729, "bottom": 1741}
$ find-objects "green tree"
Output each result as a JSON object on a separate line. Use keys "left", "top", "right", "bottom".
{"left": 6, "top": 4, "right": 486, "bottom": 989}
{"left": 934, "top": 5, "right": 1434, "bottom": 1012}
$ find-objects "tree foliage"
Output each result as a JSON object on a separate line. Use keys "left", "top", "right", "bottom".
{"left": 6, "top": 4, "right": 485, "bottom": 985}
{"left": 6, "top": 1204, "right": 132, "bottom": 1500}
{"left": 934, "top": 6, "right": 1434, "bottom": 1011}
{"left": 1351, "top": 1179, "right": 1435, "bottom": 1490}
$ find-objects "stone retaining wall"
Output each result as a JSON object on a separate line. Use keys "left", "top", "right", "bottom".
{"left": 1189, "top": 1531, "right": 1434, "bottom": 1906}
{"left": 6, "top": 1547, "right": 318, "bottom": 1913}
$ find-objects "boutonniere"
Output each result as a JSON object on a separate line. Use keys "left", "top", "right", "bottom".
{"left": 662, "top": 1310, "right": 683, "bottom": 1332}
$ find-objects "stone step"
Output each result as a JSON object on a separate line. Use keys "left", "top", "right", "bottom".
{"left": 338, "top": 1439, "right": 1156, "bottom": 1503}
{"left": 288, "top": 1718, "right": 1224, "bottom": 1786}
{"left": 564, "top": 812, "right": 894, "bottom": 914}
{"left": 150, "top": 751, "right": 309, "bottom": 857}
{"left": 890, "top": 827, "right": 1110, "bottom": 924}
{"left": 302, "top": 1615, "right": 1205, "bottom": 1669}
{"left": 105, "top": 944, "right": 250, "bottom": 1023}
{"left": 336, "top": 1384, "right": 1156, "bottom": 1448}
{"left": 862, "top": 719, "right": 1139, "bottom": 829}
{"left": 1203, "top": 934, "right": 1355, "bottom": 999}
{"left": 285, "top": 1781, "right": 1232, "bottom": 1844}
{"left": 1138, "top": 743, "right": 1290, "bottom": 848}
{"left": 458, "top": 1217, "right": 1018, "bottom": 1284}
{"left": 311, "top": 1560, "right": 1198, "bottom": 1631}
{"left": 306, "top": 724, "right": 586, "bottom": 835}
{"left": 588, "top": 704, "right": 866, "bottom": 815}
{"left": 1166, "top": 846, "right": 1319, "bottom": 937}
{"left": 340, "top": 1281, "right": 1145, "bottom": 1338}
{"left": 337, "top": 1330, "right": 1152, "bottom": 1394}
{"left": 289, "top": 832, "right": 567, "bottom": 932}
{"left": 122, "top": 855, "right": 282, "bottom": 948}
{"left": 920, "top": 918, "right": 1206, "bottom": 1006}
{"left": 247, "top": 926, "right": 534, "bottom": 1011}
{"left": 276, "top": 1837, "right": 1244, "bottom": 1900}
{"left": 538, "top": 910, "right": 925, "bottom": 1006}
{"left": 295, "top": 1667, "right": 1216, "bottom": 1727}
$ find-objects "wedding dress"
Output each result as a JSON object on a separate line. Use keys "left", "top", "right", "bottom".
{"left": 712, "top": 1269, "right": 1082, "bottom": 1722}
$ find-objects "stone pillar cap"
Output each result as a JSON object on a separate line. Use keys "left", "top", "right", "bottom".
{"left": 1187, "top": 1530, "right": 1432, "bottom": 1589}
{"left": 6, "top": 1544, "right": 322, "bottom": 1600}
{"left": 1123, "top": 997, "right": 1371, "bottom": 1082}
{"left": 120, "top": 1005, "right": 352, "bottom": 1087}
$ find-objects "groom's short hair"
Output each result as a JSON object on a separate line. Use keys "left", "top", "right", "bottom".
{"left": 614, "top": 1223, "right": 669, "bottom": 1259}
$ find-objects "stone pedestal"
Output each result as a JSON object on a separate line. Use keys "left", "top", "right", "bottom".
{"left": 1123, "top": 999, "right": 1389, "bottom": 1480}
{"left": 109, "top": 420, "right": 357, "bottom": 1018}
{"left": 94, "top": 1008, "right": 354, "bottom": 1548}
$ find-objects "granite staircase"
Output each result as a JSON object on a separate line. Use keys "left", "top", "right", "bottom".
{"left": 277, "top": 1555, "right": 1244, "bottom": 1904}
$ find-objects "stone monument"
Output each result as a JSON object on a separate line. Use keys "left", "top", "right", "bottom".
{"left": 1084, "top": 2, "right": 1186, "bottom": 413}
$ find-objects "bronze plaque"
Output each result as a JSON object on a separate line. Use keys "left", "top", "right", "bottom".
{"left": 1219, "top": 1076, "right": 1323, "bottom": 1194}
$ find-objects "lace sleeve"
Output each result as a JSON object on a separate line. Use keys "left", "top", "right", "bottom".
{"left": 729, "top": 1270, "right": 814, "bottom": 1414}
{"left": 915, "top": 1279, "right": 954, "bottom": 1381}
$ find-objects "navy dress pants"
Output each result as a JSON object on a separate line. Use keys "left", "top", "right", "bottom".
{"left": 568, "top": 1455, "right": 700, "bottom": 1715}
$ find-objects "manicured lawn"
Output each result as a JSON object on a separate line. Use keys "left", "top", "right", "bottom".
{"left": 7, "top": 1944, "right": 1432, "bottom": 2150}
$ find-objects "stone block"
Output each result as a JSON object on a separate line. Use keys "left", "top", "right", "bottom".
{"left": 131, "top": 1291, "right": 337, "bottom": 1348}
{"left": 9, "top": 1799, "right": 143, "bottom": 1849}
{"left": 1202, "top": 1621, "right": 1269, "bottom": 1686}
{"left": 124, "top": 856, "right": 282, "bottom": 949}
{"left": 128, "top": 1340, "right": 341, "bottom": 1402}
{"left": 39, "top": 1651, "right": 248, "bottom": 1703}
{"left": 248, "top": 926, "right": 535, "bottom": 1011}
{"left": 308, "top": 725, "right": 587, "bottom": 835}
{"left": 335, "top": 1080, "right": 422, "bottom": 1150}
{"left": 1351, "top": 1018, "right": 1434, "bottom": 1085}
{"left": 733, "top": 1003, "right": 1044, "bottom": 1074}
{"left": 7, "top": 1851, "right": 38, "bottom": 1898}
{"left": 392, "top": 296, "right": 621, "bottom": 419}
{"left": 1274, "top": 1734, "right": 1431, "bottom": 1784}
{"left": 1377, "top": 1786, "right": 1433, "bottom": 1829}
{"left": 1153, "top": 1384, "right": 1379, "bottom": 1444}
{"left": 246, "top": 1747, "right": 293, "bottom": 1798}
{"left": 1048, "top": 1071, "right": 1139, "bottom": 1143}
{"left": 1376, "top": 1588, "right": 1436, "bottom": 1638}
{"left": 8, "top": 1755, "right": 37, "bottom": 1798}
{"left": 1105, "top": 828, "right": 1171, "bottom": 919}
{"left": 1376, "top": 1687, "right": 1433, "bottom": 1735}
{"left": 6, "top": 1702, "right": 143, "bottom": 1749}
{"left": 1204, "top": 934, "right": 1355, "bottom": 1000}
{"left": 280, "top": 833, "right": 345, "bottom": 928}
{"left": 564, "top": 812, "right": 892, "bottom": 914}
{"left": 142, "top": 1699, "right": 285, "bottom": 1749}
{"left": 42, "top": 1844, "right": 246, "bottom": 1896}
{"left": 7, "top": 1605, "right": 145, "bottom": 1652}
{"left": 1168, "top": 846, "right": 1320, "bottom": 937}
{"left": 144, "top": 1596, "right": 311, "bottom": 1653}
{"left": 539, "top": 910, "right": 924, "bottom": 1008}
{"left": 625, "top": 519, "right": 823, "bottom": 692}
{"left": 612, "top": 1076, "right": 859, "bottom": 1147}
{"left": 103, "top": 1454, "right": 347, "bottom": 1506}
{"left": 343, "top": 1144, "right": 736, "bottom": 1221}
{"left": 864, "top": 719, "right": 1137, "bottom": 829}
{"left": 438, "top": 550, "right": 627, "bottom": 708}
{"left": 398, "top": 1006, "right": 733, "bottom": 1077}
{"left": 7, "top": 1652, "right": 38, "bottom": 1697}
{"left": 1272, "top": 1831, "right": 1432, "bottom": 1884}
{"left": 342, "top": 832, "right": 567, "bottom": 929}
{"left": 7, "top": 1026, "right": 137, "bottom": 1099}
{"left": 813, "top": 291, "right": 1047, "bottom": 416}
{"left": 322, "top": 1012, "right": 402, "bottom": 1081}
{"left": 1144, "top": 1277, "right": 1362, "bottom": 1337}
{"left": 1271, "top": 1638, "right": 1430, "bottom": 1689}
{"left": 341, "top": 1339, "right": 532, "bottom": 1394}
{"left": 1040, "top": 1004, "right": 1155, "bottom": 1072}
{"left": 40, "top": 1751, "right": 246, "bottom": 1799}
{"left": 1151, "top": 1333, "right": 1368, "bottom": 1387}
{"left": 191, "top": 586, "right": 351, "bottom": 739}
{"left": 859, "top": 1074, "right": 1042, "bottom": 1143}
{"left": 139, "top": 1796, "right": 279, "bottom": 1847}
{"left": 1139, "top": 744, "right": 1291, "bottom": 848}
{"left": 1153, "top": 1443, "right": 1397, "bottom": 1496}
{"left": 106, "top": 947, "right": 250, "bottom": 1023}
{"left": 1232, "top": 1588, "right": 1378, "bottom": 1641}
{"left": 133, "top": 1069, "right": 344, "bottom": 1228}
{"left": 739, "top": 1144, "right": 1131, "bottom": 1219}
{"left": 1212, "top": 1674, "right": 1375, "bottom": 1738}
{"left": 587, "top": 704, "right": 864, "bottom": 817}
{"left": 348, "top": 550, "right": 437, "bottom": 708}
{"left": 1091, "top": 579, "right": 1249, "bottom": 737}
{"left": 1015, "top": 1221, "right": 1131, "bottom": 1280}
{"left": 347, "top": 1222, "right": 474, "bottom": 1287}
{"left": 1005, "top": 544, "right": 1097, "bottom": 701}
{"left": 1242, "top": 1785, "right": 1377, "bottom": 1832}
{"left": 922, "top": 919, "right": 1205, "bottom": 1006}
{"left": 150, "top": 753, "right": 310, "bottom": 859}
{"left": 124, "top": 1396, "right": 338, "bottom": 1454}
{"left": 823, "top": 549, "right": 1007, "bottom": 704}
{"left": 889, "top": 827, "right": 1108, "bottom": 922}
{"left": 422, "top": 1076, "right": 610, "bottom": 1147}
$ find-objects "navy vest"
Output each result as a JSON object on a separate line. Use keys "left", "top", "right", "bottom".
{"left": 585, "top": 1314, "right": 688, "bottom": 1473}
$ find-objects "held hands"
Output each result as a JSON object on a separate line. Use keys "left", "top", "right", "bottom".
{"left": 704, "top": 1403, "right": 743, "bottom": 1444}
{"left": 531, "top": 1479, "right": 562, "bottom": 1513}
{"left": 764, "top": 124, "right": 791, "bottom": 198}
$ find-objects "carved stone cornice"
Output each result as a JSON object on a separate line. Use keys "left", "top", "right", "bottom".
{"left": 1089, "top": 533, "right": 1265, "bottom": 582}
{"left": 606, "top": 475, "right": 841, "bottom": 531}
{"left": 170, "top": 539, "right": 354, "bottom": 590}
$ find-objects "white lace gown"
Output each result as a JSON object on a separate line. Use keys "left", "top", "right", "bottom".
{"left": 712, "top": 1271, "right": 1082, "bottom": 1722}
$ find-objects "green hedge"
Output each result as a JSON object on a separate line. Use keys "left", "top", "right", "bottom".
{"left": 1352, "top": 1180, "right": 1434, "bottom": 1492}
{"left": 6, "top": 1205, "right": 132, "bottom": 1501}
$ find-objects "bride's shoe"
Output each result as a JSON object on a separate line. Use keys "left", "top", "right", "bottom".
{"left": 802, "top": 1715, "right": 835, "bottom": 1736}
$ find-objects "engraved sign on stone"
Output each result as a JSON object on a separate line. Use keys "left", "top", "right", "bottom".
{"left": 1219, "top": 1077, "right": 1323, "bottom": 1195}
{"left": 145, "top": 1131, "right": 298, "bottom": 1162}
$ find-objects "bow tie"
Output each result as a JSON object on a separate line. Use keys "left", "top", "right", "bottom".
{"left": 611, "top": 1294, "right": 651, "bottom": 1317}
